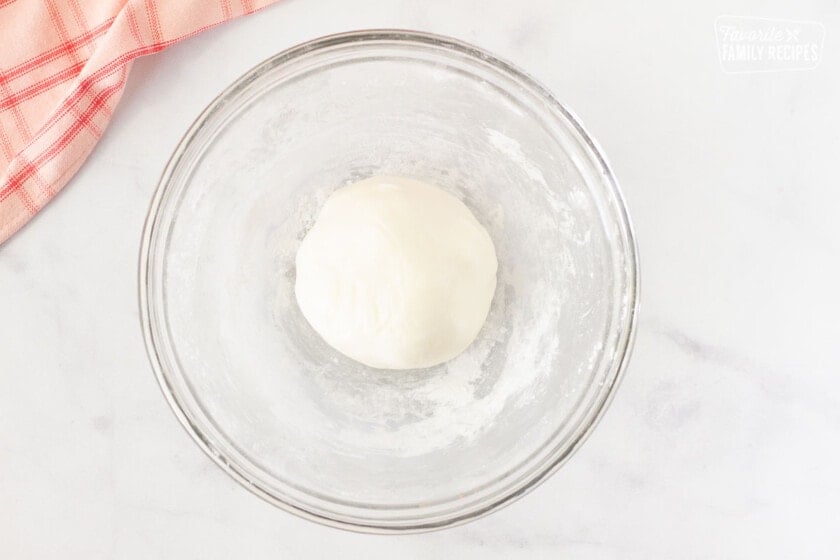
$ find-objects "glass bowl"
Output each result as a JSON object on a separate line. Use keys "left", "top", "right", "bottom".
{"left": 139, "top": 30, "right": 639, "bottom": 533}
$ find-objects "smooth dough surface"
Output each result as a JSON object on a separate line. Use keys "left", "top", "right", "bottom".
{"left": 295, "top": 176, "right": 498, "bottom": 370}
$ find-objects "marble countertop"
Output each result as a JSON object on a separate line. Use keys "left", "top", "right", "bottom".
{"left": 2, "top": 1, "right": 838, "bottom": 557}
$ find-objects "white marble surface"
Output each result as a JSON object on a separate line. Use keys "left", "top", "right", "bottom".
{"left": 2, "top": 0, "right": 839, "bottom": 557}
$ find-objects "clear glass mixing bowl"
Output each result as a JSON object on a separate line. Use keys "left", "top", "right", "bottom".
{"left": 139, "top": 30, "right": 639, "bottom": 532}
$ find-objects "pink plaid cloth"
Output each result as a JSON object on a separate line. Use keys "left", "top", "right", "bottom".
{"left": 0, "top": 0, "right": 278, "bottom": 244}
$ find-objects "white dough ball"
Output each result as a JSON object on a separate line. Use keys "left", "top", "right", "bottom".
{"left": 294, "top": 176, "right": 497, "bottom": 370}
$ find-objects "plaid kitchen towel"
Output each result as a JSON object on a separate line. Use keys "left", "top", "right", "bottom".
{"left": 0, "top": 0, "right": 278, "bottom": 244}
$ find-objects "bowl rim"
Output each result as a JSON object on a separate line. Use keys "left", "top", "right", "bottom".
{"left": 138, "top": 28, "right": 641, "bottom": 534}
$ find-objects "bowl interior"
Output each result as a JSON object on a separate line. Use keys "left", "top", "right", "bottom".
{"left": 142, "top": 31, "right": 637, "bottom": 531}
